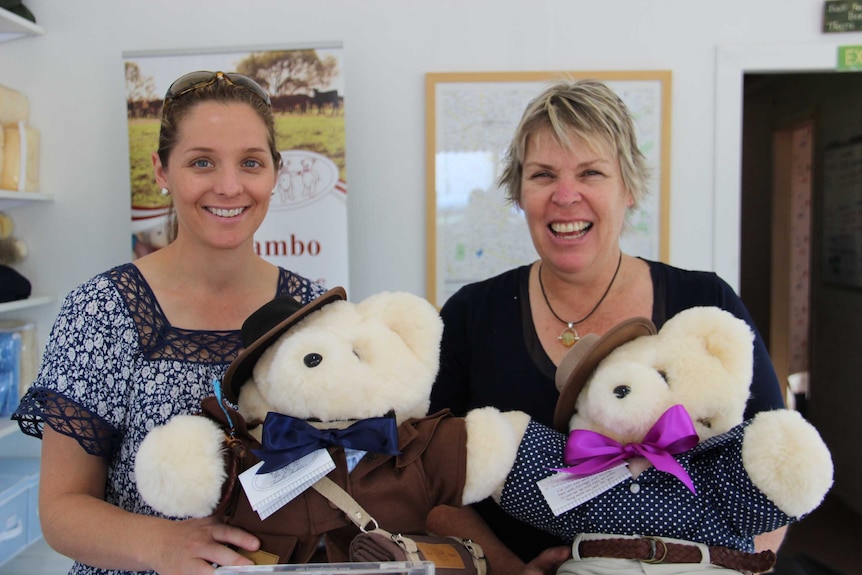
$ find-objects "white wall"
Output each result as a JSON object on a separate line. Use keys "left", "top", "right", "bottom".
{"left": 0, "top": 0, "right": 858, "bottom": 343}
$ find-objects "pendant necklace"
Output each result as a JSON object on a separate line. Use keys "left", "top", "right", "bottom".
{"left": 538, "top": 252, "right": 623, "bottom": 347}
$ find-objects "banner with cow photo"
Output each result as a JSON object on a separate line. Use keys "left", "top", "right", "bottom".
{"left": 122, "top": 44, "right": 348, "bottom": 291}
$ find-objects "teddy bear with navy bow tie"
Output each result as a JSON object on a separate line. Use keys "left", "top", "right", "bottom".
{"left": 495, "top": 306, "right": 834, "bottom": 573}
{"left": 134, "top": 287, "right": 530, "bottom": 566}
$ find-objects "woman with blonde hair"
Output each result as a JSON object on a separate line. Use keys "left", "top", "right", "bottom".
{"left": 430, "top": 78, "right": 785, "bottom": 568}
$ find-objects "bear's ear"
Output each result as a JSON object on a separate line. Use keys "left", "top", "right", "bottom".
{"left": 356, "top": 291, "right": 444, "bottom": 374}
{"left": 660, "top": 306, "right": 755, "bottom": 386}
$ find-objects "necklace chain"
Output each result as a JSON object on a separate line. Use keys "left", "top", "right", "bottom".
{"left": 538, "top": 252, "right": 623, "bottom": 347}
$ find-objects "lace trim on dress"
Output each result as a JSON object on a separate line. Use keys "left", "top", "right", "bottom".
{"left": 13, "top": 387, "right": 120, "bottom": 456}
{"left": 108, "top": 264, "right": 244, "bottom": 363}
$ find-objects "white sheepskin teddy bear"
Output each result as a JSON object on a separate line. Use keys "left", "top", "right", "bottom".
{"left": 496, "top": 307, "right": 833, "bottom": 573}
{"left": 134, "top": 287, "right": 528, "bottom": 565}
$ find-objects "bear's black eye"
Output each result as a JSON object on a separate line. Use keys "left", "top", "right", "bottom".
{"left": 657, "top": 370, "right": 668, "bottom": 383}
{"left": 698, "top": 418, "right": 712, "bottom": 429}
{"left": 613, "top": 385, "right": 631, "bottom": 399}
{"left": 304, "top": 353, "right": 323, "bottom": 368}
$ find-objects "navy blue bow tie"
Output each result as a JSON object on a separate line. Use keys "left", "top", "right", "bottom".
{"left": 253, "top": 412, "right": 401, "bottom": 474}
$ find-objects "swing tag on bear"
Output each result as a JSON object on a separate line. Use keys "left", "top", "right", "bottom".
{"left": 537, "top": 464, "right": 630, "bottom": 515}
{"left": 239, "top": 448, "right": 336, "bottom": 519}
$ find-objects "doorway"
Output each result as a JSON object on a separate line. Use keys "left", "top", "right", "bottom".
{"left": 739, "top": 75, "right": 819, "bottom": 405}
{"left": 718, "top": 45, "right": 862, "bottom": 514}
{"left": 730, "top": 49, "right": 862, "bottom": 571}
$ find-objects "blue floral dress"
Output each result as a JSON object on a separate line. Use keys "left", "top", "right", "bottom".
{"left": 12, "top": 263, "right": 325, "bottom": 575}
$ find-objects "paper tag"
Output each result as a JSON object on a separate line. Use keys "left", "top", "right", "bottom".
{"left": 239, "top": 448, "right": 336, "bottom": 520}
{"left": 537, "top": 464, "right": 631, "bottom": 516}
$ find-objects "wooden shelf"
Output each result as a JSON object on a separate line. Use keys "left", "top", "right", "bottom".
{"left": 0, "top": 6, "right": 43, "bottom": 42}
{"left": 0, "top": 296, "right": 53, "bottom": 314}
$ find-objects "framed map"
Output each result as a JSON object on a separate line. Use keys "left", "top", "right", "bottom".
{"left": 425, "top": 71, "right": 672, "bottom": 308}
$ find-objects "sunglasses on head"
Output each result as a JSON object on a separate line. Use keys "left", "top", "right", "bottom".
{"left": 164, "top": 71, "right": 271, "bottom": 106}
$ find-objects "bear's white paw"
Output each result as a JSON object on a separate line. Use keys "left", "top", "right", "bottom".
{"left": 463, "top": 407, "right": 530, "bottom": 504}
{"left": 135, "top": 415, "right": 228, "bottom": 518}
{"left": 742, "top": 409, "right": 833, "bottom": 518}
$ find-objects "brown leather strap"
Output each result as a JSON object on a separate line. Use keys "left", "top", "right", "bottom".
{"left": 578, "top": 537, "right": 776, "bottom": 574}
{"left": 212, "top": 434, "right": 245, "bottom": 517}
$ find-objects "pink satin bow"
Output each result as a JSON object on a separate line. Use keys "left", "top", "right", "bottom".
{"left": 560, "top": 404, "right": 700, "bottom": 494}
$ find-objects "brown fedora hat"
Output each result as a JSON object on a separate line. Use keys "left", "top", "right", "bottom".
{"left": 222, "top": 286, "right": 347, "bottom": 403}
{"left": 552, "top": 316, "right": 656, "bottom": 432}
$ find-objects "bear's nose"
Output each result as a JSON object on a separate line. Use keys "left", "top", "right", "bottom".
{"left": 613, "top": 385, "right": 631, "bottom": 399}
{"left": 304, "top": 353, "right": 323, "bottom": 367}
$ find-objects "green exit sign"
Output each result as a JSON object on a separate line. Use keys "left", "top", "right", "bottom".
{"left": 824, "top": 1, "right": 862, "bottom": 32}
{"left": 838, "top": 45, "right": 862, "bottom": 69}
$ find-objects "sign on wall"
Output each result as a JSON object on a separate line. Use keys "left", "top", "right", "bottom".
{"left": 837, "top": 44, "right": 862, "bottom": 69}
{"left": 122, "top": 44, "right": 348, "bottom": 291}
{"left": 824, "top": 1, "right": 862, "bottom": 33}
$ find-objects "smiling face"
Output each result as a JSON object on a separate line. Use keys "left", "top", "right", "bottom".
{"left": 520, "top": 127, "right": 633, "bottom": 273}
{"left": 153, "top": 101, "right": 276, "bottom": 251}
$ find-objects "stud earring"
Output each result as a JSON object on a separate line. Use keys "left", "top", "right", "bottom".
{"left": 160, "top": 187, "right": 170, "bottom": 196}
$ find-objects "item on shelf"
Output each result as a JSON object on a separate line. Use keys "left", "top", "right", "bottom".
{"left": 1, "top": 122, "right": 39, "bottom": 192}
{"left": 0, "top": 320, "right": 34, "bottom": 399}
{"left": 0, "top": 265, "right": 29, "bottom": 302}
{"left": 0, "top": 84, "right": 29, "bottom": 126}
{"left": 0, "top": 329, "right": 21, "bottom": 416}
{"left": 0, "top": 212, "right": 27, "bottom": 263}
{"left": 0, "top": 211, "right": 30, "bottom": 302}
{"left": 0, "top": 236, "right": 26, "bottom": 262}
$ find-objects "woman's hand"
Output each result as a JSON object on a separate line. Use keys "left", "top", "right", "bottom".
{"left": 39, "top": 427, "right": 259, "bottom": 574}
{"left": 150, "top": 516, "right": 260, "bottom": 575}
{"left": 521, "top": 546, "right": 572, "bottom": 575}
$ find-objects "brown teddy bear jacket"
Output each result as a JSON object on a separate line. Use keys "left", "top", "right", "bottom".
{"left": 199, "top": 396, "right": 469, "bottom": 564}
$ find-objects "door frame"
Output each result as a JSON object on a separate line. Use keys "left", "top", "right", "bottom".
{"left": 714, "top": 42, "right": 842, "bottom": 291}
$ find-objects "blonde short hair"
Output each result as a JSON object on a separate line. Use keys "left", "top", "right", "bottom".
{"left": 498, "top": 79, "right": 650, "bottom": 210}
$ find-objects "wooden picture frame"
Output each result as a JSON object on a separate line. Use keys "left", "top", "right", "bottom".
{"left": 425, "top": 71, "right": 672, "bottom": 308}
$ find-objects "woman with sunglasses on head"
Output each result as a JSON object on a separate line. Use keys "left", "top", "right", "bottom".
{"left": 427, "top": 79, "right": 787, "bottom": 574}
{"left": 12, "top": 71, "right": 325, "bottom": 575}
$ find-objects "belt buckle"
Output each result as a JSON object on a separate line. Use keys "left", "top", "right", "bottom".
{"left": 642, "top": 536, "right": 668, "bottom": 564}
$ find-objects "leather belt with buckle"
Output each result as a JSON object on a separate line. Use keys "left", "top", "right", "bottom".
{"left": 577, "top": 535, "right": 776, "bottom": 574}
